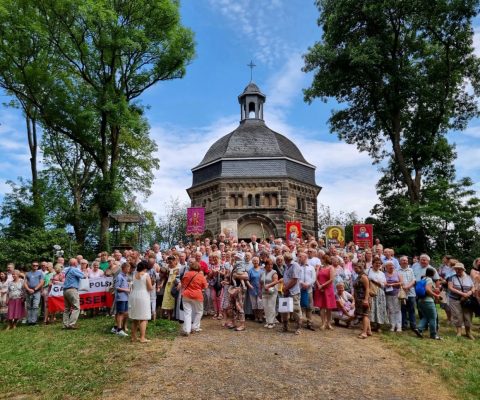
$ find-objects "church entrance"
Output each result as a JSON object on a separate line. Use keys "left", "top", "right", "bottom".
{"left": 237, "top": 213, "right": 277, "bottom": 241}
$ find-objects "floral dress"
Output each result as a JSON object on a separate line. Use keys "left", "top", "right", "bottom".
{"left": 0, "top": 281, "right": 8, "bottom": 316}
{"left": 161, "top": 266, "right": 179, "bottom": 310}
{"left": 368, "top": 268, "right": 388, "bottom": 325}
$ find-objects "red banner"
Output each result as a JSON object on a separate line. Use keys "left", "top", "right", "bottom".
{"left": 48, "top": 292, "right": 114, "bottom": 313}
{"left": 353, "top": 224, "right": 373, "bottom": 249}
{"left": 286, "top": 221, "right": 302, "bottom": 244}
{"left": 186, "top": 207, "right": 205, "bottom": 235}
{"left": 48, "top": 277, "right": 114, "bottom": 312}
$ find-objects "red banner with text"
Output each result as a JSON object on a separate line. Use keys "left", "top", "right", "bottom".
{"left": 48, "top": 277, "right": 114, "bottom": 313}
{"left": 353, "top": 224, "right": 374, "bottom": 249}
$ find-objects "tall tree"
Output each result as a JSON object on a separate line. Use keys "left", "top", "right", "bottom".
{"left": 41, "top": 133, "right": 99, "bottom": 248}
{"left": 303, "top": 0, "right": 480, "bottom": 251}
{"left": 156, "top": 198, "right": 188, "bottom": 249}
{"left": 0, "top": 0, "right": 195, "bottom": 250}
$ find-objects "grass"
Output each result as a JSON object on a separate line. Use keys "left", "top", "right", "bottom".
{"left": 380, "top": 309, "right": 480, "bottom": 400}
{"left": 0, "top": 316, "right": 178, "bottom": 399}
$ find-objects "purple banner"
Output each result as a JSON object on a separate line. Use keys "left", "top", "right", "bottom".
{"left": 186, "top": 207, "right": 205, "bottom": 235}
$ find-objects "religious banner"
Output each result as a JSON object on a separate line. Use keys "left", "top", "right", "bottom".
{"left": 221, "top": 219, "right": 238, "bottom": 242}
{"left": 48, "top": 276, "right": 114, "bottom": 313}
{"left": 286, "top": 221, "right": 302, "bottom": 244}
{"left": 325, "top": 225, "right": 345, "bottom": 249}
{"left": 353, "top": 224, "right": 373, "bottom": 249}
{"left": 186, "top": 207, "right": 205, "bottom": 235}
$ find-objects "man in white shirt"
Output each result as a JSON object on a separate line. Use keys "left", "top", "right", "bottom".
{"left": 249, "top": 235, "right": 258, "bottom": 253}
{"left": 151, "top": 243, "right": 162, "bottom": 264}
{"left": 307, "top": 249, "right": 321, "bottom": 269}
{"left": 298, "top": 252, "right": 316, "bottom": 331}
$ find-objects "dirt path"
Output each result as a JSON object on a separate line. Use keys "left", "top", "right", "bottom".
{"left": 103, "top": 315, "right": 455, "bottom": 400}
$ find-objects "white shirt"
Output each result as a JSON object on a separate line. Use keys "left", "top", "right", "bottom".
{"left": 300, "top": 264, "right": 316, "bottom": 292}
{"left": 307, "top": 257, "right": 321, "bottom": 268}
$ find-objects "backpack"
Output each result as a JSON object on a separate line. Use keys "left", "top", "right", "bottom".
{"left": 415, "top": 278, "right": 427, "bottom": 298}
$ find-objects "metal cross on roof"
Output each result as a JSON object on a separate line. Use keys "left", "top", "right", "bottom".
{"left": 247, "top": 60, "right": 256, "bottom": 81}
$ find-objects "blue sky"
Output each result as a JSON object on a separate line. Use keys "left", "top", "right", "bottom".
{"left": 0, "top": 0, "right": 479, "bottom": 219}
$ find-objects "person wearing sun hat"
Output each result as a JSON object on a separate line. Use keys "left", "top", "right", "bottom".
{"left": 447, "top": 262, "right": 476, "bottom": 339}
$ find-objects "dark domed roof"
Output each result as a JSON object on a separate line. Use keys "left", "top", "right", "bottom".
{"left": 195, "top": 119, "right": 312, "bottom": 169}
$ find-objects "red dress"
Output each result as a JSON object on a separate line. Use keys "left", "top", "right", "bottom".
{"left": 313, "top": 267, "right": 336, "bottom": 309}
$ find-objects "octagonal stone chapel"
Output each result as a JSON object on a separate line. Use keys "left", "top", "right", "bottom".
{"left": 187, "top": 81, "right": 321, "bottom": 240}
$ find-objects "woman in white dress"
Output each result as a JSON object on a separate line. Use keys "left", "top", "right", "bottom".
{"left": 128, "top": 260, "right": 153, "bottom": 343}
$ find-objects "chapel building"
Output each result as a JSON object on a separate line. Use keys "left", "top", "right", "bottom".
{"left": 187, "top": 81, "right": 321, "bottom": 240}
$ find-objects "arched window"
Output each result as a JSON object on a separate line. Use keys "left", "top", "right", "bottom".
{"left": 255, "top": 194, "right": 260, "bottom": 207}
{"left": 248, "top": 194, "right": 253, "bottom": 207}
{"left": 248, "top": 102, "right": 256, "bottom": 118}
{"left": 264, "top": 194, "right": 270, "bottom": 207}
{"left": 271, "top": 194, "right": 278, "bottom": 207}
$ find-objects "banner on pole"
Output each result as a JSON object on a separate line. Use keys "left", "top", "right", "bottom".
{"left": 48, "top": 277, "right": 114, "bottom": 313}
{"left": 353, "top": 224, "right": 373, "bottom": 249}
{"left": 286, "top": 221, "right": 302, "bottom": 244}
{"left": 221, "top": 219, "right": 238, "bottom": 242}
{"left": 325, "top": 225, "right": 345, "bottom": 249}
{"left": 186, "top": 207, "right": 205, "bottom": 235}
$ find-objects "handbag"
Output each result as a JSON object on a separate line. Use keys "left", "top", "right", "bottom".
{"left": 278, "top": 296, "right": 294, "bottom": 313}
{"left": 300, "top": 289, "right": 310, "bottom": 308}
{"left": 213, "top": 274, "right": 223, "bottom": 294}
{"left": 456, "top": 276, "right": 480, "bottom": 315}
{"left": 170, "top": 284, "right": 179, "bottom": 298}
{"left": 79, "top": 278, "right": 90, "bottom": 292}
{"left": 398, "top": 287, "right": 407, "bottom": 300}
{"left": 367, "top": 269, "right": 378, "bottom": 297}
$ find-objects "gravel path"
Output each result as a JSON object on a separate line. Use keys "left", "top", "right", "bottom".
{"left": 103, "top": 315, "right": 455, "bottom": 400}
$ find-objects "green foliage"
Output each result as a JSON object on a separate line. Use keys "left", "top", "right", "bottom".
{"left": 0, "top": 0, "right": 195, "bottom": 250}
{"left": 370, "top": 161, "right": 480, "bottom": 263}
{"left": 0, "top": 228, "right": 76, "bottom": 266}
{"left": 156, "top": 197, "right": 188, "bottom": 249}
{"left": 304, "top": 0, "right": 480, "bottom": 252}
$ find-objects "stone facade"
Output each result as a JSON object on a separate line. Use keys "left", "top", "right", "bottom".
{"left": 187, "top": 81, "right": 321, "bottom": 240}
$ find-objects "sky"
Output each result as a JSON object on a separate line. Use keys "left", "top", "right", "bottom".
{"left": 0, "top": 0, "right": 479, "bottom": 220}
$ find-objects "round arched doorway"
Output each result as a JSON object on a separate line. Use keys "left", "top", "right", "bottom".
{"left": 237, "top": 213, "right": 278, "bottom": 241}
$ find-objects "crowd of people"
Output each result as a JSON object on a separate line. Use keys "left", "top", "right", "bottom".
{"left": 1, "top": 235, "right": 480, "bottom": 342}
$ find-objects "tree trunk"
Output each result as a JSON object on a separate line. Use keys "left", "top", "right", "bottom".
{"left": 99, "top": 209, "right": 110, "bottom": 252}
{"left": 26, "top": 114, "right": 44, "bottom": 228}
{"left": 71, "top": 188, "right": 86, "bottom": 250}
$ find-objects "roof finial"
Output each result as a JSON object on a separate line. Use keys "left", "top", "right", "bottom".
{"left": 247, "top": 60, "right": 256, "bottom": 82}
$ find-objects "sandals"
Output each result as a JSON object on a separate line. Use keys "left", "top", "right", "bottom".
{"left": 357, "top": 333, "right": 368, "bottom": 339}
{"left": 294, "top": 329, "right": 301, "bottom": 335}
{"left": 234, "top": 326, "right": 245, "bottom": 332}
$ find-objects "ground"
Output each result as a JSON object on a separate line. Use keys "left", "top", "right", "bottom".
{"left": 103, "top": 315, "right": 455, "bottom": 400}
{"left": 2, "top": 313, "right": 477, "bottom": 400}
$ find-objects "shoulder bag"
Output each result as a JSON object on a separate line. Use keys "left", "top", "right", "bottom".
{"left": 367, "top": 268, "right": 378, "bottom": 297}
{"left": 456, "top": 275, "right": 480, "bottom": 314}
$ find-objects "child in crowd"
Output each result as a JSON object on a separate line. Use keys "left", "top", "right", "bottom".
{"left": 113, "top": 263, "right": 130, "bottom": 337}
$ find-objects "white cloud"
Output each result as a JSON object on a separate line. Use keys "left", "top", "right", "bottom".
{"left": 141, "top": 54, "right": 382, "bottom": 220}
{"left": 462, "top": 125, "right": 480, "bottom": 139}
{"left": 265, "top": 53, "right": 307, "bottom": 113}
{"left": 473, "top": 27, "right": 480, "bottom": 57}
{"left": 141, "top": 107, "right": 380, "bottom": 220}
{"left": 208, "top": 0, "right": 293, "bottom": 65}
